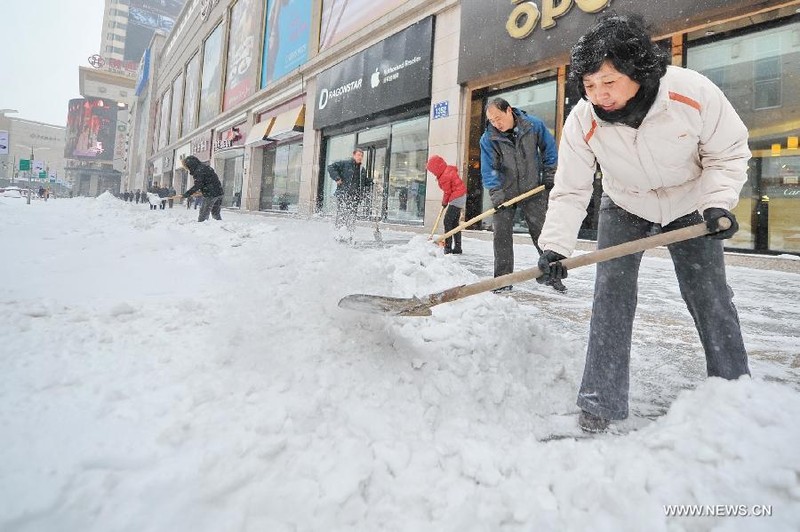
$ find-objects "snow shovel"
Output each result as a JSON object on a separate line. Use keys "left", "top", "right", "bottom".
{"left": 432, "top": 185, "right": 545, "bottom": 245}
{"left": 339, "top": 218, "right": 730, "bottom": 316}
{"left": 428, "top": 206, "right": 446, "bottom": 242}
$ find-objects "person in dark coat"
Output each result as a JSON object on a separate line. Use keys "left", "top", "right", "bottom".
{"left": 427, "top": 155, "right": 467, "bottom": 254}
{"left": 181, "top": 155, "right": 224, "bottom": 222}
{"left": 328, "top": 148, "right": 371, "bottom": 235}
{"left": 480, "top": 97, "right": 562, "bottom": 292}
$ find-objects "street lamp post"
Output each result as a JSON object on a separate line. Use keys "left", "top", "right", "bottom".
{"left": 16, "top": 144, "right": 50, "bottom": 205}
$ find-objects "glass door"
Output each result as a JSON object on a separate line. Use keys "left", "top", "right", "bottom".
{"left": 357, "top": 141, "right": 388, "bottom": 221}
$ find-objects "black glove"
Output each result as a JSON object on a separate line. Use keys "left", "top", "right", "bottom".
{"left": 536, "top": 250, "right": 568, "bottom": 285}
{"left": 543, "top": 173, "right": 555, "bottom": 191}
{"left": 703, "top": 208, "right": 738, "bottom": 240}
{"left": 489, "top": 188, "right": 505, "bottom": 209}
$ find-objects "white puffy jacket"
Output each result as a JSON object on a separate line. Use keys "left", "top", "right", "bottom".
{"left": 539, "top": 66, "right": 750, "bottom": 257}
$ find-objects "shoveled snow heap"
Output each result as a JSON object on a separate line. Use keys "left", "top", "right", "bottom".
{"left": 1, "top": 193, "right": 798, "bottom": 531}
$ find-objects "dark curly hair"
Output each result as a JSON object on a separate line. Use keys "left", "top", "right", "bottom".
{"left": 569, "top": 13, "right": 669, "bottom": 99}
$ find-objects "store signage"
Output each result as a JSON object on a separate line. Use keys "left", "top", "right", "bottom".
{"left": 191, "top": 131, "right": 213, "bottom": 161}
{"left": 505, "top": 0, "right": 609, "bottom": 39}
{"left": 765, "top": 186, "right": 800, "bottom": 198}
{"left": 458, "top": 0, "right": 751, "bottom": 84}
{"left": 314, "top": 17, "right": 433, "bottom": 130}
{"left": 214, "top": 125, "right": 245, "bottom": 150}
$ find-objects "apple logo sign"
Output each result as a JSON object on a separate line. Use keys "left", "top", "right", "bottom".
{"left": 370, "top": 68, "right": 381, "bottom": 88}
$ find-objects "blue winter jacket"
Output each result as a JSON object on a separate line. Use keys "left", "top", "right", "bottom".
{"left": 479, "top": 108, "right": 558, "bottom": 197}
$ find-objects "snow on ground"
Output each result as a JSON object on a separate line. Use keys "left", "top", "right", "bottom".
{"left": 1, "top": 194, "right": 798, "bottom": 531}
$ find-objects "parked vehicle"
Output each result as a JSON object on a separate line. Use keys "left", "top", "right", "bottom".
{"left": 0, "top": 186, "right": 28, "bottom": 199}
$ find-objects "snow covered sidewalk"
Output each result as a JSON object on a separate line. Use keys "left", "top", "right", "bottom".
{"left": 1, "top": 194, "right": 798, "bottom": 531}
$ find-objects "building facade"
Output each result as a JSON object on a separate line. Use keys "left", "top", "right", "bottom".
{"left": 0, "top": 111, "right": 68, "bottom": 195}
{"left": 129, "top": 0, "right": 800, "bottom": 255}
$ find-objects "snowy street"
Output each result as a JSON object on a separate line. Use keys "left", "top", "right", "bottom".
{"left": 1, "top": 195, "right": 799, "bottom": 531}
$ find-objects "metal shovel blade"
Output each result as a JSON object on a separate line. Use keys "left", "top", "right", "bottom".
{"left": 338, "top": 294, "right": 433, "bottom": 316}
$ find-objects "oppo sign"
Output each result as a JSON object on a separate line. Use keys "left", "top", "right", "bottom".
{"left": 505, "top": 0, "right": 611, "bottom": 38}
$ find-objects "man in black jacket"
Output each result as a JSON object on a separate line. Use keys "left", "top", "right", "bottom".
{"left": 181, "top": 155, "right": 225, "bottom": 222}
{"left": 328, "top": 148, "right": 370, "bottom": 235}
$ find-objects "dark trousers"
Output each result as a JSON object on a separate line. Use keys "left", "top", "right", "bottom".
{"left": 577, "top": 197, "right": 750, "bottom": 420}
{"left": 443, "top": 204, "right": 462, "bottom": 251}
{"left": 492, "top": 191, "right": 548, "bottom": 277}
{"left": 198, "top": 195, "right": 223, "bottom": 222}
{"left": 335, "top": 190, "right": 361, "bottom": 232}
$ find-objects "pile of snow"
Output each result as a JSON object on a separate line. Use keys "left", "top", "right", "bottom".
{"left": 0, "top": 195, "right": 798, "bottom": 531}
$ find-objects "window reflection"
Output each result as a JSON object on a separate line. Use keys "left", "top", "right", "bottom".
{"left": 260, "top": 142, "right": 303, "bottom": 212}
{"left": 319, "top": 116, "right": 430, "bottom": 225}
{"left": 688, "top": 19, "right": 800, "bottom": 252}
{"left": 387, "top": 117, "right": 428, "bottom": 223}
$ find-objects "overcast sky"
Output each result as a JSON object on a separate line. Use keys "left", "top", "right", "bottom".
{"left": 0, "top": 0, "right": 105, "bottom": 127}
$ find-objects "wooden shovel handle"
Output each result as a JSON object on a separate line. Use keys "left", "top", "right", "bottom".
{"left": 426, "top": 219, "right": 727, "bottom": 307}
{"left": 433, "top": 185, "right": 545, "bottom": 243}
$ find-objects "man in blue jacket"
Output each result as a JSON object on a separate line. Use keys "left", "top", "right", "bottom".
{"left": 480, "top": 97, "right": 563, "bottom": 292}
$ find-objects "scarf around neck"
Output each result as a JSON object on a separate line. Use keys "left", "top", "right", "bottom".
{"left": 592, "top": 80, "right": 660, "bottom": 129}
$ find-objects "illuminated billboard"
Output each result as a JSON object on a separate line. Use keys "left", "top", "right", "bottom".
{"left": 124, "top": 0, "right": 185, "bottom": 62}
{"left": 65, "top": 98, "right": 118, "bottom": 160}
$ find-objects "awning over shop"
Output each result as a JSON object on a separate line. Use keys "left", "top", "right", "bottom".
{"left": 244, "top": 118, "right": 275, "bottom": 147}
{"left": 266, "top": 105, "right": 305, "bottom": 142}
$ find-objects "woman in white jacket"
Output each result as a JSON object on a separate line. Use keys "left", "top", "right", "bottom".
{"left": 537, "top": 13, "right": 751, "bottom": 433}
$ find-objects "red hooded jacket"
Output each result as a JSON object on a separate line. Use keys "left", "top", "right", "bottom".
{"left": 426, "top": 155, "right": 467, "bottom": 206}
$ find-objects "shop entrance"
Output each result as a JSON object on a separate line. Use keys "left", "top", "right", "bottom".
{"left": 356, "top": 141, "right": 388, "bottom": 222}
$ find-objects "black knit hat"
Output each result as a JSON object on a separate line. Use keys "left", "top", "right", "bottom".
{"left": 182, "top": 155, "right": 201, "bottom": 172}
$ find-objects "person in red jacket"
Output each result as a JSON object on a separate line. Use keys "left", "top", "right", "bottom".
{"left": 427, "top": 155, "right": 467, "bottom": 254}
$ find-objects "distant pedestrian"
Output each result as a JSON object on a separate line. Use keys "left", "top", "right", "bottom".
{"left": 146, "top": 190, "right": 160, "bottom": 210}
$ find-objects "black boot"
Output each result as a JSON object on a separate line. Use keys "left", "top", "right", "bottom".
{"left": 578, "top": 410, "right": 610, "bottom": 433}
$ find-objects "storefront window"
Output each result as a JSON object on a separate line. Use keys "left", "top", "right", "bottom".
{"left": 687, "top": 19, "right": 800, "bottom": 253}
{"left": 259, "top": 142, "right": 303, "bottom": 212}
{"left": 319, "top": 116, "right": 429, "bottom": 224}
{"left": 219, "top": 155, "right": 244, "bottom": 208}
{"left": 387, "top": 117, "right": 428, "bottom": 223}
